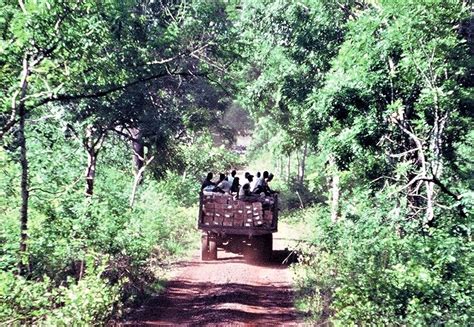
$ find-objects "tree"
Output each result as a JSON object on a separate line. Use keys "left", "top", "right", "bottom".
{"left": 0, "top": 0, "right": 237, "bottom": 273}
{"left": 233, "top": 0, "right": 363, "bottom": 184}
{"left": 308, "top": 0, "right": 472, "bottom": 225}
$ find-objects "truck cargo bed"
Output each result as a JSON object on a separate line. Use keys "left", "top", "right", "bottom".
{"left": 198, "top": 193, "right": 278, "bottom": 235}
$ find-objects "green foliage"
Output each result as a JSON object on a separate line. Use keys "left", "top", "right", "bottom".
{"left": 0, "top": 0, "right": 472, "bottom": 325}
{"left": 0, "top": 255, "right": 120, "bottom": 325}
{"left": 179, "top": 133, "right": 244, "bottom": 180}
{"left": 0, "top": 114, "right": 211, "bottom": 323}
{"left": 294, "top": 197, "right": 473, "bottom": 325}
{"left": 236, "top": 0, "right": 473, "bottom": 325}
{"left": 0, "top": 165, "right": 199, "bottom": 324}
{"left": 234, "top": 0, "right": 351, "bottom": 149}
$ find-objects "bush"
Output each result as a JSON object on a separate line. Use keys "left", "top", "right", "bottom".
{"left": 0, "top": 255, "right": 120, "bottom": 325}
{"left": 273, "top": 177, "right": 325, "bottom": 212}
{"left": 0, "top": 167, "right": 201, "bottom": 324}
{"left": 293, "top": 197, "right": 474, "bottom": 325}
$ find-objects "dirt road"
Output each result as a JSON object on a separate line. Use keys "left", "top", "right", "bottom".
{"left": 127, "top": 224, "right": 302, "bottom": 325}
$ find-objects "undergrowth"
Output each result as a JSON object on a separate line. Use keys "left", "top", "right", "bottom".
{"left": 0, "top": 173, "right": 199, "bottom": 325}
{"left": 291, "top": 195, "right": 473, "bottom": 325}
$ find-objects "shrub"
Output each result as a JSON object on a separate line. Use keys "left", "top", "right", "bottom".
{"left": 0, "top": 255, "right": 120, "bottom": 325}
{"left": 0, "top": 169, "right": 201, "bottom": 324}
{"left": 293, "top": 198, "right": 474, "bottom": 325}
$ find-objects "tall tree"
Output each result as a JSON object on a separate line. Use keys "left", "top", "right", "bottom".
{"left": 0, "top": 0, "right": 237, "bottom": 272}
{"left": 307, "top": 0, "right": 472, "bottom": 223}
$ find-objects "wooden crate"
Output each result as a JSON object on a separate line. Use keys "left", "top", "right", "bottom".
{"left": 263, "top": 210, "right": 273, "bottom": 223}
{"left": 203, "top": 203, "right": 215, "bottom": 212}
{"left": 233, "top": 217, "right": 245, "bottom": 227}
{"left": 254, "top": 220, "right": 264, "bottom": 227}
{"left": 202, "top": 213, "right": 213, "bottom": 225}
{"left": 200, "top": 194, "right": 277, "bottom": 230}
{"left": 213, "top": 215, "right": 223, "bottom": 225}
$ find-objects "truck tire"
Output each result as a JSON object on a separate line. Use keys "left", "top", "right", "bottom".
{"left": 243, "top": 241, "right": 258, "bottom": 262}
{"left": 243, "top": 235, "right": 269, "bottom": 262}
{"left": 201, "top": 234, "right": 209, "bottom": 261}
{"left": 261, "top": 233, "right": 273, "bottom": 261}
{"left": 208, "top": 235, "right": 218, "bottom": 260}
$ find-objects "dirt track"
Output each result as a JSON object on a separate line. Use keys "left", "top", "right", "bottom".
{"left": 127, "top": 224, "right": 302, "bottom": 326}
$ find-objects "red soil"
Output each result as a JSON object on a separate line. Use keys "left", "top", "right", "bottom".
{"left": 125, "top": 228, "right": 303, "bottom": 326}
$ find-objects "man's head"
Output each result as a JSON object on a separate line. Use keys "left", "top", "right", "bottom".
{"left": 231, "top": 170, "right": 237, "bottom": 177}
{"left": 219, "top": 173, "right": 226, "bottom": 182}
{"left": 268, "top": 173, "right": 274, "bottom": 182}
{"left": 244, "top": 172, "right": 254, "bottom": 182}
{"left": 206, "top": 172, "right": 213, "bottom": 180}
{"left": 256, "top": 171, "right": 261, "bottom": 178}
{"left": 263, "top": 171, "right": 269, "bottom": 179}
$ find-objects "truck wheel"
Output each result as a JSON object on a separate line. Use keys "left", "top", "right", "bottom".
{"left": 208, "top": 235, "right": 218, "bottom": 260}
{"left": 261, "top": 233, "right": 273, "bottom": 261}
{"left": 243, "top": 236, "right": 266, "bottom": 262}
{"left": 201, "top": 234, "right": 209, "bottom": 261}
{"left": 243, "top": 241, "right": 258, "bottom": 262}
{"left": 244, "top": 235, "right": 272, "bottom": 262}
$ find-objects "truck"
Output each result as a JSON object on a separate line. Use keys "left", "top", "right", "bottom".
{"left": 198, "top": 192, "right": 278, "bottom": 261}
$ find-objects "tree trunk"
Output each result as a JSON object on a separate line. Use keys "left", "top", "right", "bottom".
{"left": 18, "top": 57, "right": 30, "bottom": 275}
{"left": 130, "top": 127, "right": 144, "bottom": 176}
{"left": 130, "top": 156, "right": 154, "bottom": 207}
{"left": 280, "top": 156, "right": 284, "bottom": 177}
{"left": 296, "top": 150, "right": 301, "bottom": 181}
{"left": 330, "top": 174, "right": 340, "bottom": 223}
{"left": 85, "top": 149, "right": 97, "bottom": 197}
{"left": 329, "top": 156, "right": 340, "bottom": 223}
{"left": 18, "top": 100, "right": 29, "bottom": 275}
{"left": 84, "top": 126, "right": 105, "bottom": 197}
{"left": 182, "top": 170, "right": 187, "bottom": 183}
{"left": 287, "top": 153, "right": 291, "bottom": 183}
{"left": 300, "top": 142, "right": 308, "bottom": 183}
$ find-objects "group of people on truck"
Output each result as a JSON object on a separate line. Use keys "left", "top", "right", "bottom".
{"left": 201, "top": 170, "right": 278, "bottom": 201}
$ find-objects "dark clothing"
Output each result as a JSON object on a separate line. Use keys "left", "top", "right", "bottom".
{"left": 201, "top": 179, "right": 216, "bottom": 190}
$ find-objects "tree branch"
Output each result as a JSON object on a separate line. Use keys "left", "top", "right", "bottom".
{"left": 417, "top": 177, "right": 462, "bottom": 201}
{"left": 36, "top": 70, "right": 207, "bottom": 107}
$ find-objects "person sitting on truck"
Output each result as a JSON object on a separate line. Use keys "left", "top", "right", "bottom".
{"left": 216, "top": 173, "right": 232, "bottom": 194}
{"left": 239, "top": 183, "right": 262, "bottom": 202}
{"left": 230, "top": 177, "right": 240, "bottom": 196}
{"left": 265, "top": 173, "right": 279, "bottom": 195}
{"left": 239, "top": 172, "right": 254, "bottom": 198}
{"left": 201, "top": 172, "right": 216, "bottom": 192}
{"left": 227, "top": 170, "right": 237, "bottom": 185}
{"left": 251, "top": 171, "right": 260, "bottom": 190}
{"left": 253, "top": 171, "right": 269, "bottom": 194}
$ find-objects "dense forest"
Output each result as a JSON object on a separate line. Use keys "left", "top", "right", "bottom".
{"left": 0, "top": 0, "right": 472, "bottom": 325}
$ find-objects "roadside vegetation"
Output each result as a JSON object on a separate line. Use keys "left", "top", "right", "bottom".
{"left": 1, "top": 0, "right": 472, "bottom": 325}
{"left": 239, "top": 1, "right": 473, "bottom": 325}
{"left": 1, "top": 131, "right": 240, "bottom": 324}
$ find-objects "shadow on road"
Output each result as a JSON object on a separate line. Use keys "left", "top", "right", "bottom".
{"left": 126, "top": 280, "right": 300, "bottom": 325}
{"left": 270, "top": 248, "right": 299, "bottom": 265}
{"left": 118, "top": 246, "right": 302, "bottom": 325}
{"left": 169, "top": 248, "right": 299, "bottom": 270}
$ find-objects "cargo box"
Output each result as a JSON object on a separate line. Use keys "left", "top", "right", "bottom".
{"left": 198, "top": 193, "right": 278, "bottom": 235}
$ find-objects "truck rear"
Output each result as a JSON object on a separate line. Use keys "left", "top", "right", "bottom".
{"left": 198, "top": 192, "right": 278, "bottom": 261}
